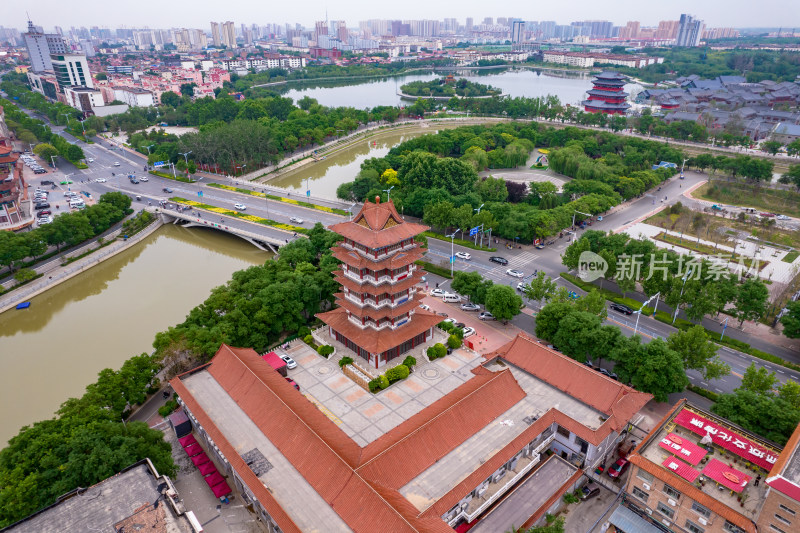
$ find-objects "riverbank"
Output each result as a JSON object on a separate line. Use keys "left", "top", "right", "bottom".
{"left": 0, "top": 212, "right": 163, "bottom": 315}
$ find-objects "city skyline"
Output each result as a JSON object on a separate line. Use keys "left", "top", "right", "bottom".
{"left": 8, "top": 0, "right": 800, "bottom": 31}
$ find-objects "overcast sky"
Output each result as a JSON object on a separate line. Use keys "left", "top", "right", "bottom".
{"left": 9, "top": 0, "right": 800, "bottom": 31}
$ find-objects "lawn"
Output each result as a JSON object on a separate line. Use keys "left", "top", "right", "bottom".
{"left": 695, "top": 182, "right": 800, "bottom": 218}
{"left": 783, "top": 251, "right": 800, "bottom": 263}
{"left": 654, "top": 232, "right": 767, "bottom": 271}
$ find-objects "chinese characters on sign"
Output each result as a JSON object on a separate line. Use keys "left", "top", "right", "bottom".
{"left": 613, "top": 253, "right": 759, "bottom": 283}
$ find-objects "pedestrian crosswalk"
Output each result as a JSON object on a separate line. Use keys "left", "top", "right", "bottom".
{"left": 509, "top": 252, "right": 539, "bottom": 268}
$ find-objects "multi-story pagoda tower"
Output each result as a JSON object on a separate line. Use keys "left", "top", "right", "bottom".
{"left": 582, "top": 71, "right": 630, "bottom": 115}
{"left": 318, "top": 197, "right": 442, "bottom": 368}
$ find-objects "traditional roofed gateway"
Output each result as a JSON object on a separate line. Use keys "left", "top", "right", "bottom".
{"left": 583, "top": 71, "right": 631, "bottom": 115}
{"left": 317, "top": 196, "right": 443, "bottom": 368}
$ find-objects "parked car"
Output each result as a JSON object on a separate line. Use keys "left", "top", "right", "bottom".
{"left": 506, "top": 269, "right": 524, "bottom": 278}
{"left": 460, "top": 302, "right": 480, "bottom": 311}
{"left": 34, "top": 168, "right": 47, "bottom": 174}
{"left": 610, "top": 303, "right": 634, "bottom": 315}
{"left": 478, "top": 311, "right": 495, "bottom": 321}
{"left": 285, "top": 377, "right": 300, "bottom": 391}
{"left": 442, "top": 293, "right": 462, "bottom": 303}
{"left": 289, "top": 216, "right": 304, "bottom": 224}
{"left": 455, "top": 251, "right": 472, "bottom": 260}
{"left": 489, "top": 256, "right": 508, "bottom": 265}
{"left": 37, "top": 209, "right": 51, "bottom": 216}
{"left": 113, "top": 162, "right": 120, "bottom": 166}
{"left": 40, "top": 180, "right": 53, "bottom": 185}
{"left": 607, "top": 458, "right": 629, "bottom": 479}
{"left": 598, "top": 368, "right": 619, "bottom": 381}
{"left": 516, "top": 282, "right": 528, "bottom": 292}
{"left": 418, "top": 304, "right": 430, "bottom": 311}
{"left": 86, "top": 158, "right": 94, "bottom": 163}
{"left": 34, "top": 203, "right": 50, "bottom": 209}
{"left": 461, "top": 326, "right": 476, "bottom": 338}
{"left": 454, "top": 322, "right": 466, "bottom": 329}
{"left": 580, "top": 482, "right": 601, "bottom": 501}
{"left": 776, "top": 214, "right": 790, "bottom": 221}
{"left": 234, "top": 203, "right": 247, "bottom": 210}
{"left": 280, "top": 354, "right": 297, "bottom": 369}
{"left": 430, "top": 288, "right": 446, "bottom": 298}
{"left": 443, "top": 318, "right": 457, "bottom": 325}
{"left": 760, "top": 212, "right": 775, "bottom": 218}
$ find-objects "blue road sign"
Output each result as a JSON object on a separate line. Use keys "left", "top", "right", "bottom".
{"left": 450, "top": 255, "right": 456, "bottom": 264}
{"left": 469, "top": 226, "right": 480, "bottom": 236}
{"left": 153, "top": 161, "right": 166, "bottom": 168}
{"left": 306, "top": 190, "right": 311, "bottom": 197}
{"left": 198, "top": 191, "right": 203, "bottom": 197}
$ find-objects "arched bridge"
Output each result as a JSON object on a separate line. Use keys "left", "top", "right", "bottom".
{"left": 157, "top": 208, "right": 293, "bottom": 253}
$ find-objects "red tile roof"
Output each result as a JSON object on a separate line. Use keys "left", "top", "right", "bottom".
{"left": 334, "top": 271, "right": 424, "bottom": 296}
{"left": 487, "top": 333, "right": 652, "bottom": 443}
{"left": 329, "top": 199, "right": 429, "bottom": 249}
{"left": 766, "top": 418, "right": 800, "bottom": 502}
{"left": 332, "top": 245, "right": 425, "bottom": 270}
{"left": 317, "top": 307, "right": 442, "bottom": 354}
{"left": 766, "top": 475, "right": 800, "bottom": 503}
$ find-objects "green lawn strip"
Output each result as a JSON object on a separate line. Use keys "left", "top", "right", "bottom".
{"left": 415, "top": 260, "right": 453, "bottom": 279}
{"left": 421, "top": 231, "right": 497, "bottom": 252}
{"left": 694, "top": 182, "right": 800, "bottom": 218}
{"left": 783, "top": 251, "right": 799, "bottom": 263}
{"left": 169, "top": 197, "right": 308, "bottom": 234}
{"left": 560, "top": 272, "right": 800, "bottom": 373}
{"left": 208, "top": 182, "right": 349, "bottom": 216}
{"left": 687, "top": 384, "right": 720, "bottom": 403}
{"left": 654, "top": 232, "right": 767, "bottom": 271}
{"left": 149, "top": 170, "right": 197, "bottom": 183}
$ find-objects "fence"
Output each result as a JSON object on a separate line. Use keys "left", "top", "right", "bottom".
{"left": 342, "top": 364, "right": 371, "bottom": 392}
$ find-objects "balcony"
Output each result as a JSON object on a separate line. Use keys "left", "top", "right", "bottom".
{"left": 347, "top": 314, "right": 412, "bottom": 331}
{"left": 340, "top": 240, "right": 416, "bottom": 261}
{"left": 343, "top": 269, "right": 413, "bottom": 286}
{"left": 344, "top": 293, "right": 411, "bottom": 310}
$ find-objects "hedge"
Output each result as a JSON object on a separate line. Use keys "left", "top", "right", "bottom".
{"left": 318, "top": 345, "right": 334, "bottom": 357}
{"left": 402, "top": 356, "right": 417, "bottom": 368}
{"left": 687, "top": 384, "right": 720, "bottom": 403}
{"left": 427, "top": 343, "right": 448, "bottom": 360}
{"left": 447, "top": 335, "right": 462, "bottom": 349}
{"left": 386, "top": 364, "right": 410, "bottom": 383}
{"left": 415, "top": 260, "right": 453, "bottom": 279}
{"left": 339, "top": 356, "right": 354, "bottom": 368}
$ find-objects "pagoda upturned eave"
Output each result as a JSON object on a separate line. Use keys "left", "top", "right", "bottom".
{"left": 331, "top": 245, "right": 425, "bottom": 270}
{"left": 334, "top": 292, "right": 425, "bottom": 320}
{"left": 334, "top": 271, "right": 425, "bottom": 295}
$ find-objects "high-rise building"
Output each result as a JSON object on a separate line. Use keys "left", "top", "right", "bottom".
{"left": 618, "top": 21, "right": 641, "bottom": 40}
{"left": 314, "top": 21, "right": 329, "bottom": 42}
{"left": 676, "top": 14, "right": 705, "bottom": 47}
{"left": 482, "top": 17, "right": 493, "bottom": 25}
{"left": 511, "top": 20, "right": 525, "bottom": 43}
{"left": 23, "top": 19, "right": 67, "bottom": 72}
{"left": 210, "top": 22, "right": 221, "bottom": 47}
{"left": 51, "top": 54, "right": 93, "bottom": 89}
{"left": 222, "top": 21, "right": 236, "bottom": 48}
{"left": 655, "top": 20, "right": 680, "bottom": 40}
{"left": 465, "top": 17, "right": 473, "bottom": 35}
{"left": 333, "top": 21, "right": 348, "bottom": 43}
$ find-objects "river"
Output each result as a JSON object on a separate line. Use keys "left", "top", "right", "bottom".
{"left": 0, "top": 225, "right": 269, "bottom": 446}
{"left": 283, "top": 68, "right": 594, "bottom": 110}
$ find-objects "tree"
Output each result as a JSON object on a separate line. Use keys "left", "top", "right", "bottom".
{"left": 535, "top": 302, "right": 575, "bottom": 341}
{"left": 712, "top": 389, "right": 800, "bottom": 445}
{"left": 475, "top": 176, "right": 508, "bottom": 203}
{"left": 552, "top": 311, "right": 602, "bottom": 362}
{"left": 574, "top": 289, "right": 608, "bottom": 319}
{"left": 733, "top": 278, "right": 769, "bottom": 326}
{"left": 33, "top": 143, "right": 59, "bottom": 162}
{"left": 738, "top": 363, "right": 778, "bottom": 395}
{"left": 778, "top": 380, "right": 800, "bottom": 409}
{"left": 452, "top": 271, "right": 494, "bottom": 304}
{"left": 160, "top": 91, "right": 181, "bottom": 107}
{"left": 782, "top": 164, "right": 800, "bottom": 190}
{"left": 780, "top": 301, "right": 800, "bottom": 338}
{"left": 666, "top": 326, "right": 730, "bottom": 380}
{"left": 180, "top": 83, "right": 197, "bottom": 97}
{"left": 95, "top": 72, "right": 108, "bottom": 81}
{"left": 616, "top": 339, "right": 689, "bottom": 402}
{"left": 485, "top": 284, "right": 522, "bottom": 323}
{"left": 761, "top": 140, "right": 782, "bottom": 155}
{"left": 523, "top": 271, "right": 558, "bottom": 307}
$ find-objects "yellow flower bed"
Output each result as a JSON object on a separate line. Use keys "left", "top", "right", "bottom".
{"left": 538, "top": 149, "right": 550, "bottom": 154}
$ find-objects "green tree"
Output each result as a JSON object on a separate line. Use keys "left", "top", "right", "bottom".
{"left": 33, "top": 143, "right": 59, "bottom": 162}
{"left": 738, "top": 363, "right": 778, "bottom": 395}
{"left": 781, "top": 301, "right": 800, "bottom": 338}
{"left": 574, "top": 289, "right": 608, "bottom": 319}
{"left": 733, "top": 278, "right": 769, "bottom": 326}
{"left": 535, "top": 302, "right": 575, "bottom": 341}
{"left": 160, "top": 91, "right": 182, "bottom": 107}
{"left": 523, "top": 271, "right": 558, "bottom": 308}
{"left": 475, "top": 176, "right": 509, "bottom": 203}
{"left": 552, "top": 311, "right": 602, "bottom": 362}
{"left": 761, "top": 140, "right": 782, "bottom": 155}
{"left": 666, "top": 326, "right": 730, "bottom": 380}
{"left": 712, "top": 390, "right": 800, "bottom": 445}
{"left": 778, "top": 380, "right": 800, "bottom": 409}
{"left": 180, "top": 83, "right": 197, "bottom": 97}
{"left": 616, "top": 339, "right": 689, "bottom": 402}
{"left": 782, "top": 164, "right": 800, "bottom": 190}
{"left": 485, "top": 284, "right": 523, "bottom": 323}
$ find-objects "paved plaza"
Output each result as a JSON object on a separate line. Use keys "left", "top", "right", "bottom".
{"left": 279, "top": 340, "right": 485, "bottom": 447}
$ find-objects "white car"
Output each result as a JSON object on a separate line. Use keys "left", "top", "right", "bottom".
{"left": 419, "top": 304, "right": 431, "bottom": 311}
{"left": 506, "top": 269, "right": 525, "bottom": 278}
{"left": 113, "top": 162, "right": 120, "bottom": 166}
{"left": 455, "top": 251, "right": 472, "bottom": 260}
{"left": 96, "top": 178, "right": 107, "bottom": 183}
{"left": 478, "top": 311, "right": 495, "bottom": 321}
{"left": 280, "top": 354, "right": 297, "bottom": 369}
{"left": 86, "top": 158, "right": 94, "bottom": 163}
{"left": 139, "top": 176, "right": 148, "bottom": 182}
{"left": 443, "top": 318, "right": 457, "bottom": 325}
{"left": 462, "top": 326, "right": 476, "bottom": 338}
{"left": 776, "top": 215, "right": 791, "bottom": 221}
{"left": 234, "top": 203, "right": 247, "bottom": 210}
{"left": 430, "top": 288, "right": 446, "bottom": 298}
{"left": 516, "top": 282, "right": 528, "bottom": 292}
{"left": 289, "top": 216, "right": 304, "bottom": 224}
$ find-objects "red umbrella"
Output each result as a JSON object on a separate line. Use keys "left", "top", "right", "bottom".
{"left": 197, "top": 462, "right": 217, "bottom": 476}
{"left": 179, "top": 434, "right": 198, "bottom": 447}
{"left": 183, "top": 443, "right": 202, "bottom": 457}
{"left": 190, "top": 452, "right": 210, "bottom": 467}
{"left": 204, "top": 471, "right": 225, "bottom": 488}
{"left": 211, "top": 480, "right": 232, "bottom": 498}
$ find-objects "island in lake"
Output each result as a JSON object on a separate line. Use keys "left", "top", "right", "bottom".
{"left": 400, "top": 76, "right": 504, "bottom": 99}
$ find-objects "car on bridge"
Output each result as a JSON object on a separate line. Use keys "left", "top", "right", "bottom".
{"left": 289, "top": 216, "right": 304, "bottom": 224}
{"left": 163, "top": 187, "right": 173, "bottom": 193}
{"left": 234, "top": 203, "right": 247, "bottom": 210}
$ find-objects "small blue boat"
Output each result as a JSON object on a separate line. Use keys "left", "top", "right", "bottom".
{"left": 16, "top": 302, "right": 31, "bottom": 310}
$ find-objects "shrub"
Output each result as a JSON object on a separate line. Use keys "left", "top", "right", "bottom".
{"left": 438, "top": 320, "right": 454, "bottom": 332}
{"left": 297, "top": 326, "right": 311, "bottom": 337}
{"left": 318, "top": 345, "right": 334, "bottom": 357}
{"left": 563, "top": 492, "right": 580, "bottom": 504}
{"left": 427, "top": 343, "right": 448, "bottom": 360}
{"left": 402, "top": 355, "right": 417, "bottom": 368}
{"left": 386, "top": 364, "right": 410, "bottom": 383}
{"left": 158, "top": 400, "right": 179, "bottom": 417}
{"left": 379, "top": 375, "right": 390, "bottom": 389}
{"left": 447, "top": 335, "right": 462, "bottom": 349}
{"left": 368, "top": 378, "right": 381, "bottom": 392}
{"left": 303, "top": 334, "right": 314, "bottom": 345}
{"left": 339, "top": 356, "right": 354, "bottom": 368}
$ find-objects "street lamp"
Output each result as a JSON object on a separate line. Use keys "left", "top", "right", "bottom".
{"left": 145, "top": 144, "right": 156, "bottom": 155}
{"left": 383, "top": 185, "right": 394, "bottom": 202}
{"left": 447, "top": 229, "right": 462, "bottom": 278}
{"left": 60, "top": 112, "right": 72, "bottom": 126}
{"left": 50, "top": 155, "right": 57, "bottom": 169}
{"left": 671, "top": 267, "right": 694, "bottom": 325}
{"left": 179, "top": 151, "right": 192, "bottom": 166}
{"left": 572, "top": 209, "right": 592, "bottom": 229}
{"left": 348, "top": 202, "right": 357, "bottom": 221}
{"left": 474, "top": 203, "right": 484, "bottom": 214}
{"left": 239, "top": 164, "right": 246, "bottom": 177}
{"left": 633, "top": 292, "right": 659, "bottom": 336}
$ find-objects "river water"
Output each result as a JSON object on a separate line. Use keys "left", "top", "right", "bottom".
{"left": 0, "top": 225, "right": 268, "bottom": 446}
{"left": 283, "top": 69, "right": 594, "bottom": 110}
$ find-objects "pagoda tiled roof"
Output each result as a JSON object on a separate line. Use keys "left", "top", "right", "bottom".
{"left": 594, "top": 71, "right": 629, "bottom": 80}
{"left": 317, "top": 307, "right": 443, "bottom": 354}
{"left": 334, "top": 270, "right": 424, "bottom": 295}
{"left": 331, "top": 245, "right": 425, "bottom": 270}
{"left": 329, "top": 199, "right": 429, "bottom": 249}
{"left": 582, "top": 99, "right": 631, "bottom": 110}
{"left": 334, "top": 292, "right": 424, "bottom": 320}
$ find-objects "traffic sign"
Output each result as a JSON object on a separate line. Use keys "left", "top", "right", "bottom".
{"left": 153, "top": 161, "right": 166, "bottom": 168}
{"left": 306, "top": 190, "right": 311, "bottom": 197}
{"left": 450, "top": 256, "right": 456, "bottom": 264}
{"left": 469, "top": 226, "right": 480, "bottom": 236}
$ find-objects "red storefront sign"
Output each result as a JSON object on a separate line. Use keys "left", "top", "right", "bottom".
{"left": 673, "top": 409, "right": 778, "bottom": 470}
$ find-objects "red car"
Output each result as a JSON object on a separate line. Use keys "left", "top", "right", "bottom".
{"left": 760, "top": 212, "right": 775, "bottom": 218}
{"left": 608, "top": 458, "right": 629, "bottom": 479}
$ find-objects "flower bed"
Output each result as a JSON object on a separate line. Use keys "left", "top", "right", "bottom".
{"left": 170, "top": 198, "right": 307, "bottom": 234}
{"left": 208, "top": 183, "right": 349, "bottom": 216}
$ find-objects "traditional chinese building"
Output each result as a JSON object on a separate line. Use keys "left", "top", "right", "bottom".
{"left": 582, "top": 71, "right": 631, "bottom": 115}
{"left": 0, "top": 110, "right": 26, "bottom": 228}
{"left": 317, "top": 197, "right": 443, "bottom": 368}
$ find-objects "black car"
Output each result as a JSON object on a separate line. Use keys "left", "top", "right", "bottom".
{"left": 580, "top": 482, "right": 601, "bottom": 501}
{"left": 40, "top": 180, "right": 54, "bottom": 185}
{"left": 162, "top": 187, "right": 173, "bottom": 193}
{"left": 34, "top": 169, "right": 47, "bottom": 174}
{"left": 34, "top": 202, "right": 50, "bottom": 209}
{"left": 610, "top": 303, "right": 634, "bottom": 315}
{"left": 598, "top": 368, "right": 619, "bottom": 381}
{"left": 130, "top": 178, "right": 140, "bottom": 184}
{"left": 489, "top": 256, "right": 509, "bottom": 265}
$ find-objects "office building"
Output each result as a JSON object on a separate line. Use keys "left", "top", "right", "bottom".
{"left": 511, "top": 20, "right": 525, "bottom": 43}
{"left": 51, "top": 54, "right": 93, "bottom": 90}
{"left": 23, "top": 19, "right": 67, "bottom": 72}
{"left": 333, "top": 20, "right": 348, "bottom": 43}
{"left": 676, "top": 14, "right": 705, "bottom": 47}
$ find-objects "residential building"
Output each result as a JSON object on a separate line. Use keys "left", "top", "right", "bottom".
{"left": 616, "top": 399, "right": 793, "bottom": 533}
{"left": 772, "top": 123, "right": 800, "bottom": 145}
{"left": 113, "top": 87, "right": 155, "bottom": 107}
{"left": 0, "top": 113, "right": 26, "bottom": 228}
{"left": 315, "top": 20, "right": 329, "bottom": 42}
{"left": 583, "top": 72, "right": 631, "bottom": 114}
{"left": 62, "top": 86, "right": 105, "bottom": 113}
{"left": 23, "top": 19, "right": 67, "bottom": 72}
{"left": 656, "top": 20, "right": 681, "bottom": 40}
{"left": 222, "top": 21, "right": 236, "bottom": 48}
{"left": 169, "top": 332, "right": 651, "bottom": 533}
{"left": 676, "top": 14, "right": 705, "bottom": 47}
{"left": 511, "top": 20, "right": 525, "bottom": 43}
{"left": 51, "top": 54, "right": 93, "bottom": 90}
{"left": 1, "top": 459, "right": 194, "bottom": 532}
{"left": 211, "top": 22, "right": 221, "bottom": 47}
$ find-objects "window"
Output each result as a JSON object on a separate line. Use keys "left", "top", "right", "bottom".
{"left": 685, "top": 520, "right": 705, "bottom": 533}
{"left": 769, "top": 525, "right": 787, "bottom": 533}
{"left": 656, "top": 502, "right": 675, "bottom": 519}
{"left": 631, "top": 486, "right": 648, "bottom": 503}
{"left": 723, "top": 521, "right": 746, "bottom": 533}
{"left": 575, "top": 436, "right": 589, "bottom": 453}
{"left": 774, "top": 514, "right": 791, "bottom": 525}
{"left": 637, "top": 470, "right": 654, "bottom": 483}
{"left": 692, "top": 502, "right": 711, "bottom": 518}
{"left": 663, "top": 483, "right": 681, "bottom": 500}
{"left": 556, "top": 425, "right": 570, "bottom": 438}
{"left": 779, "top": 504, "right": 796, "bottom": 516}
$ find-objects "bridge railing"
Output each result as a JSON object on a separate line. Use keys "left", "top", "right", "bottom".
{"left": 158, "top": 208, "right": 292, "bottom": 247}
